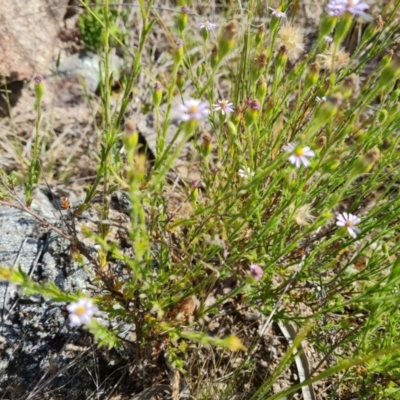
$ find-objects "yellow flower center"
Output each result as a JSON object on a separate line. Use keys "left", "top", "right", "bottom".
{"left": 188, "top": 105, "right": 198, "bottom": 114}
{"left": 294, "top": 146, "right": 304, "bottom": 156}
{"left": 76, "top": 305, "right": 86, "bottom": 316}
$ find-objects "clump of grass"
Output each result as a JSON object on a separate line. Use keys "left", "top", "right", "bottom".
{"left": 2, "top": 0, "right": 400, "bottom": 398}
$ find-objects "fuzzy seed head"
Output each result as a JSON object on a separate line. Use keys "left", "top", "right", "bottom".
{"left": 293, "top": 204, "right": 315, "bottom": 226}
{"left": 317, "top": 44, "right": 350, "bottom": 71}
{"left": 276, "top": 24, "right": 305, "bottom": 62}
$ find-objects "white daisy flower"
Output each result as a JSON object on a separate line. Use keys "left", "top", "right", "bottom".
{"left": 336, "top": 212, "right": 361, "bottom": 238}
{"left": 284, "top": 143, "right": 315, "bottom": 168}
{"left": 67, "top": 298, "right": 98, "bottom": 327}
{"left": 177, "top": 98, "right": 210, "bottom": 122}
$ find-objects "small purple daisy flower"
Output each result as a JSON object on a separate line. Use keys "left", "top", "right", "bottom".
{"left": 67, "top": 298, "right": 98, "bottom": 327}
{"left": 269, "top": 7, "right": 287, "bottom": 18}
{"left": 326, "top": 0, "right": 369, "bottom": 17}
{"left": 198, "top": 20, "right": 217, "bottom": 31}
{"left": 177, "top": 98, "right": 210, "bottom": 122}
{"left": 249, "top": 264, "right": 264, "bottom": 280}
{"left": 336, "top": 212, "right": 361, "bottom": 238}
{"left": 213, "top": 99, "right": 235, "bottom": 115}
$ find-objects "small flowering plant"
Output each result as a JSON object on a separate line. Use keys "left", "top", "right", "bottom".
{"left": 67, "top": 298, "right": 98, "bottom": 327}
{"left": 249, "top": 264, "right": 264, "bottom": 280}
{"left": 2, "top": 0, "right": 400, "bottom": 395}
{"left": 198, "top": 20, "right": 217, "bottom": 31}
{"left": 269, "top": 7, "right": 287, "bottom": 18}
{"left": 177, "top": 98, "right": 210, "bottom": 122}
{"left": 213, "top": 99, "right": 234, "bottom": 115}
{"left": 325, "top": 0, "right": 369, "bottom": 17}
{"left": 284, "top": 143, "right": 315, "bottom": 168}
{"left": 336, "top": 212, "right": 361, "bottom": 238}
{"left": 238, "top": 167, "right": 254, "bottom": 179}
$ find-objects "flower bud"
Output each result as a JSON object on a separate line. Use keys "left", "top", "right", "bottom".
{"left": 200, "top": 134, "right": 212, "bottom": 158}
{"left": 123, "top": 120, "right": 138, "bottom": 152}
{"left": 177, "top": 6, "right": 189, "bottom": 34}
{"left": 255, "top": 25, "right": 265, "bottom": 48}
{"left": 245, "top": 99, "right": 260, "bottom": 127}
{"left": 361, "top": 15, "right": 383, "bottom": 44}
{"left": 319, "top": 15, "right": 337, "bottom": 39}
{"left": 381, "top": 49, "right": 394, "bottom": 68}
{"left": 304, "top": 62, "right": 320, "bottom": 92}
{"left": 251, "top": 52, "right": 267, "bottom": 82}
{"left": 378, "top": 109, "right": 387, "bottom": 124}
{"left": 176, "top": 69, "right": 185, "bottom": 92}
{"left": 334, "top": 13, "right": 352, "bottom": 46}
{"left": 256, "top": 76, "right": 267, "bottom": 103}
{"left": 174, "top": 40, "right": 184, "bottom": 67}
{"left": 189, "top": 180, "right": 201, "bottom": 204}
{"left": 34, "top": 75, "right": 44, "bottom": 105}
{"left": 226, "top": 120, "right": 237, "bottom": 137}
{"left": 211, "top": 44, "right": 219, "bottom": 69}
{"left": 382, "top": 242, "right": 389, "bottom": 258}
{"left": 196, "top": 64, "right": 203, "bottom": 79}
{"left": 275, "top": 46, "right": 288, "bottom": 69}
{"left": 377, "top": 62, "right": 400, "bottom": 92}
{"left": 270, "top": 8, "right": 285, "bottom": 32}
{"left": 218, "top": 20, "right": 237, "bottom": 60}
{"left": 153, "top": 82, "right": 162, "bottom": 107}
{"left": 352, "top": 147, "right": 380, "bottom": 176}
{"left": 341, "top": 73, "right": 358, "bottom": 98}
{"left": 315, "top": 135, "right": 327, "bottom": 149}
{"left": 314, "top": 93, "right": 342, "bottom": 125}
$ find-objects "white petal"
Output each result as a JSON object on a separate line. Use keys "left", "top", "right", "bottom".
{"left": 303, "top": 148, "right": 315, "bottom": 157}
{"left": 348, "top": 227, "right": 357, "bottom": 238}
{"left": 69, "top": 314, "right": 83, "bottom": 327}
{"left": 66, "top": 303, "right": 77, "bottom": 313}
{"left": 284, "top": 143, "right": 295, "bottom": 152}
{"left": 300, "top": 156, "right": 310, "bottom": 167}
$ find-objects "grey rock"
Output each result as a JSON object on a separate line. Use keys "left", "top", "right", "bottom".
{"left": 0, "top": 187, "right": 137, "bottom": 398}
{"left": 54, "top": 50, "right": 124, "bottom": 92}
